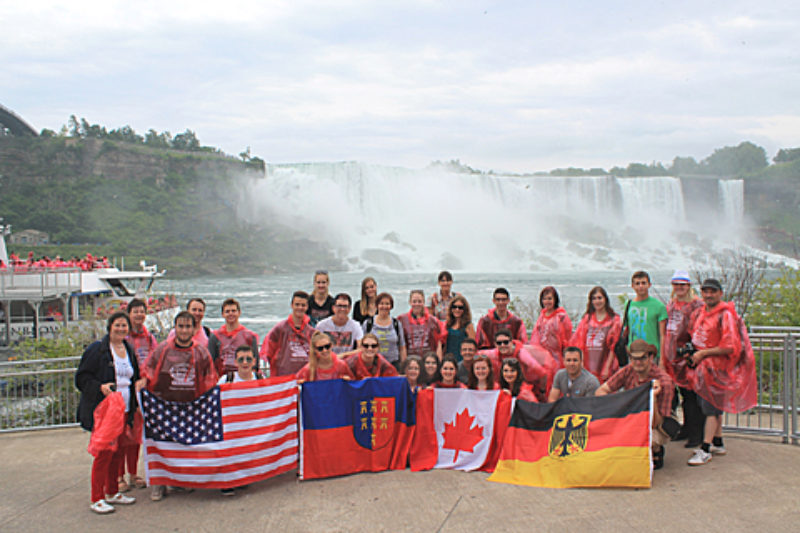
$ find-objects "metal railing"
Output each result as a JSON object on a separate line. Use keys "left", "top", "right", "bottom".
{"left": 0, "top": 356, "right": 80, "bottom": 432}
{"left": 1, "top": 330, "right": 799, "bottom": 440}
{"left": 722, "top": 329, "right": 799, "bottom": 444}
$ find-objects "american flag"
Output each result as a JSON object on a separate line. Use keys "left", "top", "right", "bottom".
{"left": 142, "top": 375, "right": 299, "bottom": 489}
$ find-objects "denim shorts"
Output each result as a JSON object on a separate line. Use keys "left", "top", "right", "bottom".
{"left": 698, "top": 395, "right": 724, "bottom": 416}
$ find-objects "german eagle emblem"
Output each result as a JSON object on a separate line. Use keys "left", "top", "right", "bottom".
{"left": 548, "top": 413, "right": 591, "bottom": 458}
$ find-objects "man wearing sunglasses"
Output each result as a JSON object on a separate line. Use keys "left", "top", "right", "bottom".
{"left": 596, "top": 339, "right": 675, "bottom": 469}
{"left": 218, "top": 346, "right": 262, "bottom": 384}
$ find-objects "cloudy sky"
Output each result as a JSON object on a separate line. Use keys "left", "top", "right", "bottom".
{"left": 3, "top": 0, "right": 799, "bottom": 173}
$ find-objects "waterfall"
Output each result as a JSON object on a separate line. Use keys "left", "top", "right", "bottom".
{"left": 718, "top": 179, "right": 744, "bottom": 225}
{"left": 243, "top": 162, "right": 748, "bottom": 272}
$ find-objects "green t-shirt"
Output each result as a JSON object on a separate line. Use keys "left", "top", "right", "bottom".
{"left": 626, "top": 297, "right": 668, "bottom": 351}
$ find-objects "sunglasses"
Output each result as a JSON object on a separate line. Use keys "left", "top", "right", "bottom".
{"left": 236, "top": 356, "right": 254, "bottom": 363}
{"left": 495, "top": 339, "right": 511, "bottom": 346}
{"left": 315, "top": 269, "right": 328, "bottom": 275}
{"left": 315, "top": 343, "right": 332, "bottom": 351}
{"left": 362, "top": 343, "right": 379, "bottom": 349}
{"left": 451, "top": 305, "right": 465, "bottom": 310}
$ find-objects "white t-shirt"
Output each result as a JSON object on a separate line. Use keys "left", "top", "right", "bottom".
{"left": 315, "top": 317, "right": 364, "bottom": 355}
{"left": 112, "top": 345, "right": 134, "bottom": 411}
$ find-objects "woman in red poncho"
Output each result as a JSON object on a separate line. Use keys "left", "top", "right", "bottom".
{"left": 529, "top": 286, "right": 573, "bottom": 368}
{"left": 345, "top": 333, "right": 399, "bottom": 379}
{"left": 569, "top": 286, "right": 621, "bottom": 382}
{"left": 428, "top": 354, "right": 465, "bottom": 389}
{"left": 499, "top": 357, "right": 538, "bottom": 402}
{"left": 75, "top": 312, "right": 146, "bottom": 514}
{"left": 296, "top": 331, "right": 355, "bottom": 383}
{"left": 467, "top": 354, "right": 496, "bottom": 390}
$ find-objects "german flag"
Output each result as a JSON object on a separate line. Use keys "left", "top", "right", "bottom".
{"left": 488, "top": 383, "right": 652, "bottom": 489}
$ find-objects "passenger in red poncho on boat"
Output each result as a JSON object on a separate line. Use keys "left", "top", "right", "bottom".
{"left": 661, "top": 270, "right": 705, "bottom": 448}
{"left": 397, "top": 290, "right": 445, "bottom": 359}
{"left": 345, "top": 333, "right": 399, "bottom": 379}
{"left": 480, "top": 328, "right": 555, "bottom": 401}
{"left": 208, "top": 298, "right": 260, "bottom": 376}
{"left": 686, "top": 279, "right": 757, "bottom": 467}
{"left": 499, "top": 357, "right": 538, "bottom": 402}
{"left": 529, "top": 286, "right": 573, "bottom": 368}
{"left": 568, "top": 286, "right": 621, "bottom": 382}
{"left": 261, "top": 291, "right": 317, "bottom": 376}
{"left": 296, "top": 331, "right": 355, "bottom": 383}
{"left": 142, "top": 311, "right": 218, "bottom": 501}
{"left": 475, "top": 287, "right": 528, "bottom": 349}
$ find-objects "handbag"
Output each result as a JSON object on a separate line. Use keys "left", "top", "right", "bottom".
{"left": 613, "top": 300, "right": 632, "bottom": 367}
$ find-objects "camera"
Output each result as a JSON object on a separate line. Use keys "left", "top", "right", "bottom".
{"left": 676, "top": 342, "right": 697, "bottom": 368}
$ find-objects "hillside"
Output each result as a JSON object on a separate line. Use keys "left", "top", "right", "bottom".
{"left": 0, "top": 136, "right": 340, "bottom": 276}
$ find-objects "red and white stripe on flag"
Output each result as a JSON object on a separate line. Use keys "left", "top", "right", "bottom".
{"left": 144, "top": 376, "right": 299, "bottom": 489}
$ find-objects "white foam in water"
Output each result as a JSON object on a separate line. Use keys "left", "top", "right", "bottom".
{"left": 241, "top": 162, "right": 765, "bottom": 272}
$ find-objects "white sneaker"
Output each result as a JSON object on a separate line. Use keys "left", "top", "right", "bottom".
{"left": 688, "top": 448, "right": 712, "bottom": 466}
{"left": 106, "top": 492, "right": 135, "bottom": 505}
{"left": 710, "top": 444, "right": 727, "bottom": 455}
{"left": 90, "top": 500, "right": 115, "bottom": 514}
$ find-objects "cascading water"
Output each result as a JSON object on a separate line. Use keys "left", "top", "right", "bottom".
{"left": 242, "top": 162, "right": 749, "bottom": 272}
{"left": 718, "top": 180, "right": 744, "bottom": 226}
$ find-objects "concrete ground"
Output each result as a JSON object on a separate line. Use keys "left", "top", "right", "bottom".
{"left": 0, "top": 428, "right": 798, "bottom": 533}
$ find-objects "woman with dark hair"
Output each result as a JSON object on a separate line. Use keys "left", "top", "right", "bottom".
{"left": 443, "top": 294, "right": 475, "bottom": 363}
{"left": 467, "top": 354, "right": 496, "bottom": 390}
{"left": 76, "top": 311, "right": 146, "bottom": 514}
{"left": 569, "top": 286, "right": 622, "bottom": 382}
{"left": 402, "top": 355, "right": 424, "bottom": 391}
{"left": 353, "top": 276, "right": 378, "bottom": 323}
{"left": 530, "top": 286, "right": 573, "bottom": 368}
{"left": 362, "top": 292, "right": 407, "bottom": 370}
{"left": 296, "top": 331, "right": 354, "bottom": 383}
{"left": 421, "top": 352, "right": 440, "bottom": 387}
{"left": 428, "top": 270, "right": 460, "bottom": 321}
{"left": 428, "top": 354, "right": 465, "bottom": 389}
{"left": 499, "top": 358, "right": 537, "bottom": 402}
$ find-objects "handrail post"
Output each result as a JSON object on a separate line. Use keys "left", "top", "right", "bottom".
{"left": 782, "top": 334, "right": 790, "bottom": 443}
{"left": 791, "top": 334, "right": 798, "bottom": 445}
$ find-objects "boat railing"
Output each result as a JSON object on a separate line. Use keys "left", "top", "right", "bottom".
{"left": 0, "top": 268, "right": 82, "bottom": 300}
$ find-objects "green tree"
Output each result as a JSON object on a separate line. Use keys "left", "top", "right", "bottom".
{"left": 172, "top": 129, "right": 200, "bottom": 151}
{"left": 773, "top": 147, "right": 800, "bottom": 164}
{"left": 747, "top": 268, "right": 800, "bottom": 326}
{"left": 145, "top": 129, "right": 172, "bottom": 148}
{"left": 702, "top": 141, "right": 768, "bottom": 176}
{"left": 671, "top": 156, "right": 700, "bottom": 175}
{"left": 108, "top": 125, "right": 144, "bottom": 144}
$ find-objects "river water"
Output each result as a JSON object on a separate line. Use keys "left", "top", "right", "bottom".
{"left": 161, "top": 270, "right": 675, "bottom": 336}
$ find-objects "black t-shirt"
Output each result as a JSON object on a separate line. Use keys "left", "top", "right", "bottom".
{"left": 307, "top": 295, "right": 335, "bottom": 326}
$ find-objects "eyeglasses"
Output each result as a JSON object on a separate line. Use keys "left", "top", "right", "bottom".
{"left": 495, "top": 339, "right": 511, "bottom": 346}
{"left": 362, "top": 343, "right": 378, "bottom": 349}
{"left": 451, "top": 305, "right": 465, "bottom": 310}
{"left": 334, "top": 304, "right": 350, "bottom": 308}
{"left": 236, "top": 356, "right": 254, "bottom": 363}
{"left": 315, "top": 343, "right": 332, "bottom": 351}
{"left": 671, "top": 282, "right": 689, "bottom": 287}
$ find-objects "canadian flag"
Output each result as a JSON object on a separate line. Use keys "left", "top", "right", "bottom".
{"left": 410, "top": 389, "right": 512, "bottom": 472}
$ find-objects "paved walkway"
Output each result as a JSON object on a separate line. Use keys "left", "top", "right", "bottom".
{"left": 1, "top": 428, "right": 799, "bottom": 533}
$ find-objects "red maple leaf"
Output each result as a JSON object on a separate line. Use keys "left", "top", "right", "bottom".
{"left": 442, "top": 408, "right": 484, "bottom": 462}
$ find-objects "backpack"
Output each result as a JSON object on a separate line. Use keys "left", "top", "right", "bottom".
{"left": 364, "top": 316, "right": 401, "bottom": 339}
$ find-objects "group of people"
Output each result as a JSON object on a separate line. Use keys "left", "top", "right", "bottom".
{"left": 74, "top": 268, "right": 755, "bottom": 514}
{"left": 2, "top": 251, "right": 112, "bottom": 271}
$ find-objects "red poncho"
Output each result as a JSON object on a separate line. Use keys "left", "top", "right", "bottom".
{"left": 689, "top": 301, "right": 757, "bottom": 414}
{"left": 143, "top": 339, "right": 218, "bottom": 402}
{"left": 529, "top": 307, "right": 573, "bottom": 367}
{"left": 569, "top": 312, "right": 621, "bottom": 381}
{"left": 87, "top": 392, "right": 125, "bottom": 457}
{"left": 663, "top": 298, "right": 704, "bottom": 388}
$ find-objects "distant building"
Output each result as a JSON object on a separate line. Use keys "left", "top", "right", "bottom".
{"left": 9, "top": 229, "right": 50, "bottom": 245}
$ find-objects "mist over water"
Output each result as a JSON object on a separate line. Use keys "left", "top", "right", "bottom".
{"left": 242, "top": 162, "right": 751, "bottom": 272}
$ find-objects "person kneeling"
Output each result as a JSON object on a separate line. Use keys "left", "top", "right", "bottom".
{"left": 595, "top": 340, "right": 675, "bottom": 470}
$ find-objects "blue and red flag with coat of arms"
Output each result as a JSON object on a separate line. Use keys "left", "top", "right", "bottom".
{"left": 299, "top": 377, "right": 416, "bottom": 480}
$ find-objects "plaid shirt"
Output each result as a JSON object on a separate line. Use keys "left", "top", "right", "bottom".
{"left": 605, "top": 364, "right": 674, "bottom": 418}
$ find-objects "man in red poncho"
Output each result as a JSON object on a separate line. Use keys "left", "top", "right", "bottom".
{"left": 142, "top": 310, "right": 218, "bottom": 500}
{"left": 686, "top": 279, "right": 757, "bottom": 466}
